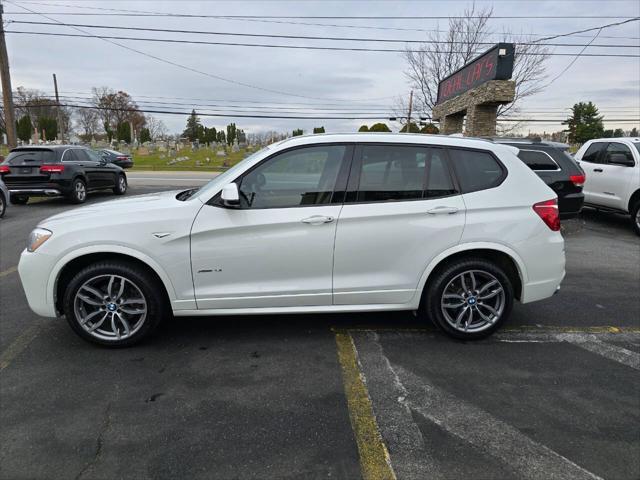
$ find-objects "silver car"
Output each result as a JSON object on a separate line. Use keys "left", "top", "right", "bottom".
{"left": 0, "top": 177, "right": 8, "bottom": 218}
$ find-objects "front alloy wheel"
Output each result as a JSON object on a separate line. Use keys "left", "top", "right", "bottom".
{"left": 114, "top": 174, "right": 127, "bottom": 195}
{"left": 64, "top": 261, "right": 167, "bottom": 346}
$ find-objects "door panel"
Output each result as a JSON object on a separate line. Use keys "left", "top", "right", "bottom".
{"left": 333, "top": 144, "right": 465, "bottom": 305}
{"left": 191, "top": 204, "right": 342, "bottom": 309}
{"left": 191, "top": 143, "right": 352, "bottom": 310}
{"left": 333, "top": 197, "right": 465, "bottom": 304}
{"left": 592, "top": 143, "right": 636, "bottom": 209}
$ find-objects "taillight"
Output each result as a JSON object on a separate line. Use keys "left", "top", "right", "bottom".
{"left": 40, "top": 164, "right": 65, "bottom": 174}
{"left": 533, "top": 199, "right": 561, "bottom": 231}
{"left": 116, "top": 156, "right": 128, "bottom": 161}
{"left": 0, "top": 165, "right": 9, "bottom": 174}
{"left": 569, "top": 174, "right": 585, "bottom": 187}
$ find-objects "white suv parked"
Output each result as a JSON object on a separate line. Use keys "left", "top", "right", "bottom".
{"left": 574, "top": 137, "right": 640, "bottom": 235}
{"left": 18, "top": 134, "right": 565, "bottom": 346}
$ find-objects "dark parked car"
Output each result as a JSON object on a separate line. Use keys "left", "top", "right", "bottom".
{"left": 490, "top": 138, "right": 585, "bottom": 218}
{"left": 99, "top": 149, "right": 134, "bottom": 169}
{"left": 0, "top": 145, "right": 128, "bottom": 204}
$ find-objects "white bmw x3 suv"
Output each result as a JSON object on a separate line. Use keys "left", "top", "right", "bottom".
{"left": 19, "top": 133, "right": 565, "bottom": 346}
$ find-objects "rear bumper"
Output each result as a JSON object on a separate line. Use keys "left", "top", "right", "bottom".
{"left": 5, "top": 180, "right": 72, "bottom": 197}
{"left": 558, "top": 192, "right": 584, "bottom": 219}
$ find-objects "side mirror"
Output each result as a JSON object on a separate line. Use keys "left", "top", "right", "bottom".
{"left": 221, "top": 183, "right": 240, "bottom": 207}
{"left": 608, "top": 153, "right": 635, "bottom": 167}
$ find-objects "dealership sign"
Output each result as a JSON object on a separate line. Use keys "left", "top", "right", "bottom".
{"left": 436, "top": 43, "right": 515, "bottom": 104}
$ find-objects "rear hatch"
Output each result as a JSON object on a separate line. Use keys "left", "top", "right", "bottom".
{"left": 1, "top": 149, "right": 58, "bottom": 184}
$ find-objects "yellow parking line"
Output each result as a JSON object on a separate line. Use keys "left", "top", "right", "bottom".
{"left": 0, "top": 325, "right": 41, "bottom": 372}
{"left": 335, "top": 331, "right": 396, "bottom": 480}
{"left": 0, "top": 266, "right": 17, "bottom": 278}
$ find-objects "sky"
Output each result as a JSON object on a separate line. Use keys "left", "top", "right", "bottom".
{"left": 3, "top": 0, "right": 640, "bottom": 136}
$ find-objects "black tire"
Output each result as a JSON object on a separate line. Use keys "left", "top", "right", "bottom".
{"left": 631, "top": 201, "right": 640, "bottom": 236}
{"left": 63, "top": 261, "right": 168, "bottom": 347}
{"left": 67, "top": 178, "right": 87, "bottom": 204}
{"left": 0, "top": 192, "right": 5, "bottom": 217}
{"left": 423, "top": 258, "right": 514, "bottom": 340}
{"left": 113, "top": 174, "right": 127, "bottom": 195}
{"left": 10, "top": 194, "right": 28, "bottom": 205}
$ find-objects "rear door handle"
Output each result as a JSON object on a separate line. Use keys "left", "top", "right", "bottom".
{"left": 301, "top": 215, "right": 335, "bottom": 225}
{"left": 593, "top": 168, "right": 603, "bottom": 172}
{"left": 426, "top": 206, "right": 459, "bottom": 215}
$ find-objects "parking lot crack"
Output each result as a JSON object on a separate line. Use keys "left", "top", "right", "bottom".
{"left": 75, "top": 402, "right": 113, "bottom": 480}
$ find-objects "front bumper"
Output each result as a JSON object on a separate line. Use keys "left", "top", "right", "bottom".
{"left": 18, "top": 249, "right": 58, "bottom": 317}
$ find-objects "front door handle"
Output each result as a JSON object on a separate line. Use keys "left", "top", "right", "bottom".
{"left": 426, "top": 206, "right": 459, "bottom": 215}
{"left": 593, "top": 168, "right": 603, "bottom": 172}
{"left": 301, "top": 215, "right": 335, "bottom": 225}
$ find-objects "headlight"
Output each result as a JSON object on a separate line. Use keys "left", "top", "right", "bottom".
{"left": 27, "top": 228, "right": 52, "bottom": 252}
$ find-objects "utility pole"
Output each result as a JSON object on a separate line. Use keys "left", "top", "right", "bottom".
{"left": 406, "top": 89, "right": 414, "bottom": 132}
{"left": 0, "top": 2, "right": 17, "bottom": 148}
{"left": 53, "top": 73, "right": 64, "bottom": 143}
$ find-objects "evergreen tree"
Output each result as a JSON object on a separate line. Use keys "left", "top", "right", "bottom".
{"left": 630, "top": 127, "right": 638, "bottom": 137}
{"left": 183, "top": 110, "right": 202, "bottom": 142}
{"left": 313, "top": 126, "right": 325, "bottom": 134}
{"left": 139, "top": 127, "right": 151, "bottom": 143}
{"left": 16, "top": 116, "right": 33, "bottom": 142}
{"left": 563, "top": 102, "right": 604, "bottom": 144}
{"left": 400, "top": 122, "right": 420, "bottom": 133}
{"left": 613, "top": 128, "right": 625, "bottom": 137}
{"left": 216, "top": 130, "right": 226, "bottom": 144}
{"left": 358, "top": 125, "right": 369, "bottom": 132}
{"left": 292, "top": 129, "right": 304, "bottom": 136}
{"left": 116, "top": 122, "right": 131, "bottom": 143}
{"left": 36, "top": 117, "right": 58, "bottom": 141}
{"left": 226, "top": 123, "right": 237, "bottom": 145}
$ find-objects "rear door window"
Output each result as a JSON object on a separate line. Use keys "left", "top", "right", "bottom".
{"left": 448, "top": 148, "right": 505, "bottom": 193}
{"left": 4, "top": 149, "right": 55, "bottom": 165}
{"left": 604, "top": 142, "right": 635, "bottom": 165}
{"left": 517, "top": 149, "right": 559, "bottom": 171}
{"left": 352, "top": 145, "right": 456, "bottom": 202}
{"left": 581, "top": 142, "right": 606, "bottom": 163}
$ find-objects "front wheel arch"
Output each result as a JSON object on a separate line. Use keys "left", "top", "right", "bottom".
{"left": 56, "top": 252, "right": 170, "bottom": 316}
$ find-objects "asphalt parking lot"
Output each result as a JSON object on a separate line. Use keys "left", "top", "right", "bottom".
{"left": 0, "top": 178, "right": 638, "bottom": 480}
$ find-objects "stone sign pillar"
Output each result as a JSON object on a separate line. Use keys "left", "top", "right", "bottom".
{"left": 432, "top": 43, "right": 516, "bottom": 137}
{"left": 432, "top": 79, "right": 515, "bottom": 137}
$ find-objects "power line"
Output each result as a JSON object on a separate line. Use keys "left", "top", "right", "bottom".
{"left": 12, "top": 101, "right": 640, "bottom": 122}
{"left": 4, "top": 0, "right": 398, "bottom": 102}
{"left": 9, "top": 20, "right": 640, "bottom": 48}
{"left": 7, "top": 30, "right": 640, "bottom": 56}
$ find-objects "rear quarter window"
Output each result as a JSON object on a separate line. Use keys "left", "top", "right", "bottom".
{"left": 448, "top": 148, "right": 505, "bottom": 193}
{"left": 517, "top": 150, "right": 559, "bottom": 171}
{"left": 4, "top": 149, "right": 56, "bottom": 165}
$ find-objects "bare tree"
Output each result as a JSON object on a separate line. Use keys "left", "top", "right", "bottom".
{"left": 13, "top": 87, "right": 72, "bottom": 136}
{"left": 145, "top": 115, "right": 168, "bottom": 140}
{"left": 75, "top": 107, "right": 100, "bottom": 140}
{"left": 402, "top": 4, "right": 549, "bottom": 124}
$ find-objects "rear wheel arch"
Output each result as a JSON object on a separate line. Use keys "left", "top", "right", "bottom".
{"left": 419, "top": 247, "right": 523, "bottom": 309}
{"left": 55, "top": 252, "right": 171, "bottom": 315}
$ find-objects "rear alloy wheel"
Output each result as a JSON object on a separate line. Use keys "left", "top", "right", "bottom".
{"left": 0, "top": 192, "right": 5, "bottom": 217}
{"left": 631, "top": 201, "right": 640, "bottom": 236}
{"left": 63, "top": 261, "right": 167, "bottom": 347}
{"left": 68, "top": 178, "right": 87, "bottom": 204}
{"left": 10, "top": 194, "right": 28, "bottom": 205}
{"left": 424, "top": 258, "right": 514, "bottom": 340}
{"left": 113, "top": 174, "right": 127, "bottom": 195}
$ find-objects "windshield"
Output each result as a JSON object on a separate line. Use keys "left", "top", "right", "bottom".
{"left": 192, "top": 145, "right": 272, "bottom": 200}
{"left": 4, "top": 149, "right": 56, "bottom": 165}
{"left": 634, "top": 142, "right": 640, "bottom": 154}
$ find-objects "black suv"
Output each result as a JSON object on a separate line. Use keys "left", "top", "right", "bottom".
{"left": 490, "top": 138, "right": 585, "bottom": 218}
{"left": 0, "top": 145, "right": 128, "bottom": 204}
